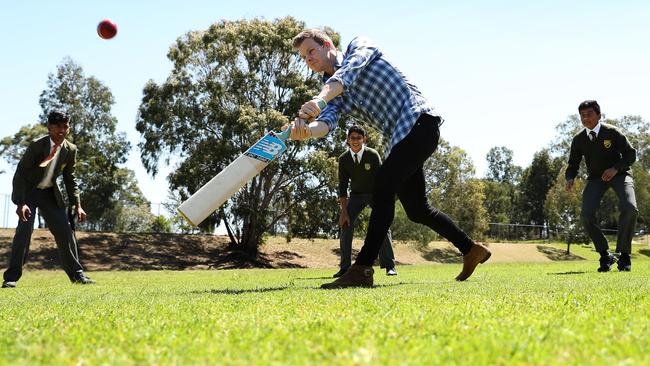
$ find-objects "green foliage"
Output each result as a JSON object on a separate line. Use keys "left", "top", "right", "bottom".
{"left": 136, "top": 17, "right": 341, "bottom": 253}
{"left": 426, "top": 140, "right": 488, "bottom": 239}
{"left": 610, "top": 115, "right": 650, "bottom": 170}
{"left": 2, "top": 263, "right": 650, "bottom": 365}
{"left": 455, "top": 178, "right": 489, "bottom": 239}
{"left": 391, "top": 201, "right": 437, "bottom": 246}
{"left": 284, "top": 150, "right": 339, "bottom": 238}
{"left": 483, "top": 146, "right": 519, "bottom": 226}
{"left": 163, "top": 191, "right": 198, "bottom": 234}
{"left": 110, "top": 204, "right": 155, "bottom": 233}
{"left": 548, "top": 114, "right": 582, "bottom": 159}
{"left": 544, "top": 169, "right": 589, "bottom": 245}
{"left": 0, "top": 124, "right": 48, "bottom": 165}
{"left": 482, "top": 180, "right": 513, "bottom": 224}
{"left": 632, "top": 165, "right": 650, "bottom": 228}
{"left": 151, "top": 215, "right": 173, "bottom": 233}
{"left": 485, "top": 146, "right": 522, "bottom": 183}
{"left": 96, "top": 169, "right": 156, "bottom": 232}
{"left": 513, "top": 149, "right": 563, "bottom": 225}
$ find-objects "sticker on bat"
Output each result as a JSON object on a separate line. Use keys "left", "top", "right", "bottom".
{"left": 244, "top": 132, "right": 288, "bottom": 163}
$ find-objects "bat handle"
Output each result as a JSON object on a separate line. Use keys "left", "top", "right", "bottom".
{"left": 278, "top": 126, "right": 292, "bottom": 141}
{"left": 278, "top": 118, "right": 308, "bottom": 141}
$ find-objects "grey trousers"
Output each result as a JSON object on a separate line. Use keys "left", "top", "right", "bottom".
{"left": 340, "top": 193, "right": 395, "bottom": 269}
{"left": 3, "top": 188, "right": 84, "bottom": 282}
{"left": 581, "top": 175, "right": 638, "bottom": 254}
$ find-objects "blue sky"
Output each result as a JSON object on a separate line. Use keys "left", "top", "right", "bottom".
{"left": 1, "top": 0, "right": 649, "bottom": 223}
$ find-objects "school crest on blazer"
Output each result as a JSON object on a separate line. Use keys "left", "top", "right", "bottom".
{"left": 603, "top": 140, "right": 612, "bottom": 149}
{"left": 364, "top": 163, "right": 371, "bottom": 170}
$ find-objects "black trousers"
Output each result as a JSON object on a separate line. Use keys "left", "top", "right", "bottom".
{"left": 355, "top": 114, "right": 473, "bottom": 266}
{"left": 581, "top": 175, "right": 638, "bottom": 254}
{"left": 3, "top": 188, "right": 84, "bottom": 282}
{"left": 339, "top": 193, "right": 395, "bottom": 269}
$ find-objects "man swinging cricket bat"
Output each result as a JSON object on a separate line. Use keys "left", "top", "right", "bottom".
{"left": 177, "top": 128, "right": 291, "bottom": 226}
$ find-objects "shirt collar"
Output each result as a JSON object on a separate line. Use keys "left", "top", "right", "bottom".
{"left": 586, "top": 122, "right": 601, "bottom": 136}
{"left": 49, "top": 138, "right": 62, "bottom": 150}
{"left": 322, "top": 51, "right": 344, "bottom": 82}
{"left": 350, "top": 146, "right": 365, "bottom": 161}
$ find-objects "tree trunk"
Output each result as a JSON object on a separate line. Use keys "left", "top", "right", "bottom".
{"left": 223, "top": 216, "right": 239, "bottom": 248}
{"left": 241, "top": 215, "right": 261, "bottom": 258}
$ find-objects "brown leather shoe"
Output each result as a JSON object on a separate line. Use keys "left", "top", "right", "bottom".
{"left": 321, "top": 264, "right": 374, "bottom": 289}
{"left": 455, "top": 243, "right": 491, "bottom": 281}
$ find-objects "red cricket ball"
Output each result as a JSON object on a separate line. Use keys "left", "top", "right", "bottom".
{"left": 97, "top": 19, "right": 118, "bottom": 39}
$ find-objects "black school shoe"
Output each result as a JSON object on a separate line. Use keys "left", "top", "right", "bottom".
{"left": 71, "top": 273, "right": 96, "bottom": 285}
{"left": 597, "top": 254, "right": 617, "bottom": 272}
{"left": 617, "top": 254, "right": 631, "bottom": 272}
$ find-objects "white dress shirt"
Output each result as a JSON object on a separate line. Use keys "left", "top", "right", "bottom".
{"left": 350, "top": 146, "right": 365, "bottom": 163}
{"left": 586, "top": 122, "right": 602, "bottom": 140}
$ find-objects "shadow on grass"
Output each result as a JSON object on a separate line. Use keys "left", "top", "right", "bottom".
{"left": 639, "top": 249, "right": 650, "bottom": 258}
{"left": 547, "top": 271, "right": 587, "bottom": 276}
{"left": 536, "top": 245, "right": 586, "bottom": 261}
{"left": 319, "top": 284, "right": 393, "bottom": 290}
{"left": 318, "top": 281, "right": 434, "bottom": 290}
{"left": 296, "top": 276, "right": 335, "bottom": 280}
{"left": 372, "top": 281, "right": 432, "bottom": 288}
{"left": 418, "top": 247, "right": 463, "bottom": 263}
{"left": 202, "top": 282, "right": 420, "bottom": 293}
{"left": 201, "top": 285, "right": 292, "bottom": 295}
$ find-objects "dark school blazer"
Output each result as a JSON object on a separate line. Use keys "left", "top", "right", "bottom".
{"left": 12, "top": 135, "right": 81, "bottom": 209}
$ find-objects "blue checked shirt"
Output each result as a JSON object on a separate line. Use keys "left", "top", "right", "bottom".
{"left": 317, "top": 37, "right": 439, "bottom": 156}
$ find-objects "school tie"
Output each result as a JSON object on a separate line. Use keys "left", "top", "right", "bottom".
{"left": 39, "top": 142, "right": 61, "bottom": 167}
{"left": 589, "top": 131, "right": 597, "bottom": 142}
{"left": 353, "top": 153, "right": 359, "bottom": 164}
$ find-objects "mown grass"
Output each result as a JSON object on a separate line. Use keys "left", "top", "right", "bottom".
{"left": 1, "top": 257, "right": 649, "bottom": 365}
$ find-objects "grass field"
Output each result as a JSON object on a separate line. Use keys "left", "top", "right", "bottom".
{"left": 2, "top": 250, "right": 649, "bottom": 366}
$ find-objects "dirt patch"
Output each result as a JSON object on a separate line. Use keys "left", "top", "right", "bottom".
{"left": 0, "top": 229, "right": 589, "bottom": 271}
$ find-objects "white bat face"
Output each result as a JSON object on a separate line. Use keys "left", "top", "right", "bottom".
{"left": 178, "top": 131, "right": 290, "bottom": 226}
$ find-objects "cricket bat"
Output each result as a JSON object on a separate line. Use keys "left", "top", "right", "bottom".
{"left": 178, "top": 128, "right": 292, "bottom": 227}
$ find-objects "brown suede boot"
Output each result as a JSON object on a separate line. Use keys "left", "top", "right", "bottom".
{"left": 321, "top": 264, "right": 374, "bottom": 289}
{"left": 455, "top": 243, "right": 491, "bottom": 281}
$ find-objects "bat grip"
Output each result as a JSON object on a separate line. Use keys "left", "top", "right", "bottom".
{"left": 278, "top": 118, "right": 309, "bottom": 141}
{"left": 278, "top": 126, "right": 292, "bottom": 141}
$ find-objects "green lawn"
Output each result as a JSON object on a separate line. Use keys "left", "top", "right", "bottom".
{"left": 1, "top": 258, "right": 649, "bottom": 365}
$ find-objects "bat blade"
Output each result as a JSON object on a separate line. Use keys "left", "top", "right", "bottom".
{"left": 178, "top": 131, "right": 289, "bottom": 227}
